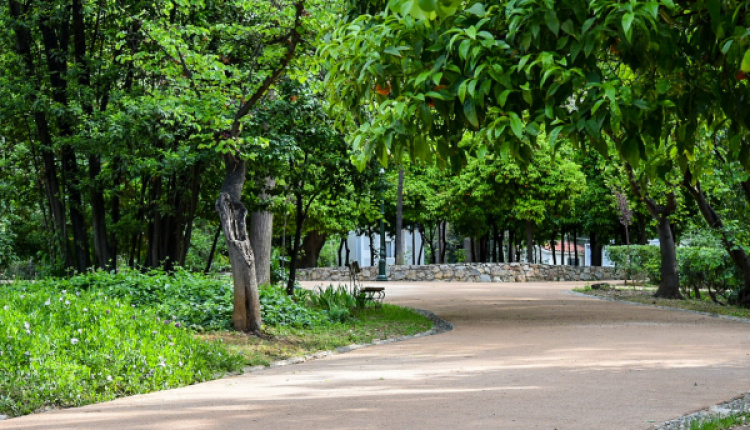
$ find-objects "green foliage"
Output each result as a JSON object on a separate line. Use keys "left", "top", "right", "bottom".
{"left": 317, "top": 240, "right": 340, "bottom": 267}
{"left": 183, "top": 223, "right": 230, "bottom": 274}
{"left": 606, "top": 245, "right": 661, "bottom": 284}
{"left": 259, "top": 284, "right": 330, "bottom": 327}
{"left": 688, "top": 412, "right": 750, "bottom": 430}
{"left": 0, "top": 284, "right": 244, "bottom": 417}
{"left": 270, "top": 248, "right": 290, "bottom": 285}
{"left": 678, "top": 247, "right": 741, "bottom": 304}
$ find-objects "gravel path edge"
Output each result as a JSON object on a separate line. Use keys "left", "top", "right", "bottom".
{"left": 568, "top": 290, "right": 750, "bottom": 429}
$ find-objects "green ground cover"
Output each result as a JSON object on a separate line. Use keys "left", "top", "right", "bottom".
{"left": 1, "top": 271, "right": 431, "bottom": 417}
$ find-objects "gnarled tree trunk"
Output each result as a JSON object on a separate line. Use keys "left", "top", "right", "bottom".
{"left": 217, "top": 155, "right": 261, "bottom": 332}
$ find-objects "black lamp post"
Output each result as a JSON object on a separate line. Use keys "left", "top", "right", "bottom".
{"left": 377, "top": 167, "right": 388, "bottom": 281}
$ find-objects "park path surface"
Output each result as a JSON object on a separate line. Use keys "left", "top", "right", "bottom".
{"left": 3, "top": 281, "right": 750, "bottom": 430}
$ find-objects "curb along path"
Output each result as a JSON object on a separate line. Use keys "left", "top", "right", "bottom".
{"left": 2, "top": 281, "right": 749, "bottom": 430}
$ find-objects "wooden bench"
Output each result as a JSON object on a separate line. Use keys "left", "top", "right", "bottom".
{"left": 348, "top": 261, "right": 385, "bottom": 306}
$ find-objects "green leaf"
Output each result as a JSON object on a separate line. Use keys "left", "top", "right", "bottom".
{"left": 464, "top": 99, "right": 479, "bottom": 128}
{"left": 545, "top": 11, "right": 560, "bottom": 36}
{"left": 622, "top": 13, "right": 634, "bottom": 42}
{"left": 548, "top": 125, "right": 563, "bottom": 148}
{"left": 621, "top": 137, "right": 641, "bottom": 166}
{"left": 459, "top": 39, "right": 471, "bottom": 60}
{"left": 465, "top": 2, "right": 485, "bottom": 15}
{"left": 418, "top": 0, "right": 437, "bottom": 12}
{"left": 498, "top": 89, "right": 511, "bottom": 107}
{"left": 508, "top": 112, "right": 523, "bottom": 139}
{"left": 741, "top": 49, "right": 750, "bottom": 72}
{"left": 384, "top": 46, "right": 402, "bottom": 57}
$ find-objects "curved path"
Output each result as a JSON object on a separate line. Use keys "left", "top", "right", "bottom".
{"left": 3, "top": 281, "right": 750, "bottom": 430}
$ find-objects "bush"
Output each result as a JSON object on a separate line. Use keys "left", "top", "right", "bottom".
{"left": 15, "top": 269, "right": 345, "bottom": 331}
{"left": 606, "top": 245, "right": 661, "bottom": 284}
{"left": 259, "top": 284, "right": 329, "bottom": 327}
{"left": 0, "top": 285, "right": 244, "bottom": 417}
{"left": 677, "top": 247, "right": 740, "bottom": 303}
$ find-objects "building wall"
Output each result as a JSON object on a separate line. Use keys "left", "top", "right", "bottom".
{"left": 343, "top": 229, "right": 424, "bottom": 267}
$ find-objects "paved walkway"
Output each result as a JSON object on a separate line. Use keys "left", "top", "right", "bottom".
{"left": 3, "top": 281, "right": 750, "bottom": 430}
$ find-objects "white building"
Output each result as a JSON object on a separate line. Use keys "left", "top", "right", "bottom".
{"left": 340, "top": 229, "right": 425, "bottom": 267}
{"left": 540, "top": 241, "right": 586, "bottom": 265}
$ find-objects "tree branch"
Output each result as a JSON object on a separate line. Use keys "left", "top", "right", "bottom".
{"left": 231, "top": 1, "right": 305, "bottom": 135}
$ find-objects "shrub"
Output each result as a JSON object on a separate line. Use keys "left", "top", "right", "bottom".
{"left": 606, "top": 245, "right": 661, "bottom": 284}
{"left": 259, "top": 284, "right": 329, "bottom": 327}
{"left": 0, "top": 286, "right": 244, "bottom": 417}
{"left": 677, "top": 247, "right": 740, "bottom": 303}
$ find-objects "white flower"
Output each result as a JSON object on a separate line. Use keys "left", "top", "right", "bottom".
{"left": 64, "top": 300, "right": 70, "bottom": 305}
{"left": 106, "top": 375, "right": 112, "bottom": 381}
{"left": 75, "top": 292, "right": 80, "bottom": 296}
{"left": 24, "top": 351, "right": 29, "bottom": 356}
{"left": 82, "top": 308, "right": 88, "bottom": 312}
{"left": 78, "top": 328, "right": 82, "bottom": 334}
{"left": 19, "top": 294, "right": 24, "bottom": 299}
{"left": 62, "top": 290, "right": 67, "bottom": 294}
{"left": 23, "top": 322, "right": 30, "bottom": 330}
{"left": 44, "top": 299, "right": 51, "bottom": 306}
{"left": 3, "top": 305, "right": 8, "bottom": 310}
{"left": 71, "top": 338, "right": 79, "bottom": 345}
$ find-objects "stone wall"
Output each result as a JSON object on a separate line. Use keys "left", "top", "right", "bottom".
{"left": 296, "top": 263, "right": 622, "bottom": 283}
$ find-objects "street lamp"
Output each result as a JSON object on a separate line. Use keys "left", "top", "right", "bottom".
{"left": 377, "top": 167, "right": 388, "bottom": 281}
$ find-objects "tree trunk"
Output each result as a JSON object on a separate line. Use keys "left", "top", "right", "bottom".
{"left": 338, "top": 237, "right": 345, "bottom": 267}
{"left": 491, "top": 224, "right": 498, "bottom": 262}
{"left": 684, "top": 171, "right": 750, "bottom": 306}
{"left": 625, "top": 163, "right": 681, "bottom": 299}
{"left": 507, "top": 230, "right": 514, "bottom": 263}
{"left": 590, "top": 232, "right": 602, "bottom": 266}
{"left": 525, "top": 220, "right": 534, "bottom": 263}
{"left": 249, "top": 211, "right": 274, "bottom": 284}
{"left": 418, "top": 228, "right": 425, "bottom": 265}
{"left": 217, "top": 155, "right": 261, "bottom": 332}
{"left": 436, "top": 221, "right": 443, "bottom": 264}
{"left": 497, "top": 230, "right": 504, "bottom": 263}
{"left": 412, "top": 227, "right": 416, "bottom": 265}
{"left": 654, "top": 215, "right": 681, "bottom": 298}
{"left": 249, "top": 178, "right": 275, "bottom": 285}
{"left": 394, "top": 167, "right": 405, "bottom": 265}
{"left": 204, "top": 224, "right": 222, "bottom": 275}
{"left": 345, "top": 238, "right": 351, "bottom": 266}
{"left": 297, "top": 230, "right": 328, "bottom": 268}
{"left": 440, "top": 221, "right": 447, "bottom": 263}
{"left": 286, "top": 192, "right": 305, "bottom": 295}
{"left": 551, "top": 231, "right": 557, "bottom": 265}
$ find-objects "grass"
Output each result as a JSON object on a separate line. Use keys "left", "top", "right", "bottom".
{"left": 200, "top": 304, "right": 432, "bottom": 367}
{"left": 688, "top": 412, "right": 750, "bottom": 430}
{"left": 573, "top": 284, "right": 750, "bottom": 319}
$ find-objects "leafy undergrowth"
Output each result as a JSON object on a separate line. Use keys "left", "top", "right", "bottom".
{"left": 199, "top": 304, "right": 433, "bottom": 367}
{"left": 574, "top": 284, "right": 750, "bottom": 319}
{"left": 1, "top": 272, "right": 432, "bottom": 417}
{"left": 0, "top": 284, "right": 244, "bottom": 417}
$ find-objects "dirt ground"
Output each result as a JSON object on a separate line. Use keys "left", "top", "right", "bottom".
{"left": 2, "top": 280, "right": 749, "bottom": 430}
